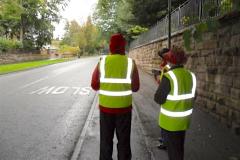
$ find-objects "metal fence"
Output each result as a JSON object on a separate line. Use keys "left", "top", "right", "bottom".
{"left": 130, "top": 0, "right": 235, "bottom": 49}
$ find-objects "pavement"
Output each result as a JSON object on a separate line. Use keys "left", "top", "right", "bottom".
{"left": 74, "top": 69, "right": 240, "bottom": 160}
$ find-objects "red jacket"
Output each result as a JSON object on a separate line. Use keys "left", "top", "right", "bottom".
{"left": 91, "top": 57, "right": 140, "bottom": 114}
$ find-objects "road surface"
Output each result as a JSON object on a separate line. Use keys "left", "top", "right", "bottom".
{"left": 0, "top": 57, "right": 98, "bottom": 160}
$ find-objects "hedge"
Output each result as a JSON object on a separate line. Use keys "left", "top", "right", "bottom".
{"left": 0, "top": 37, "right": 23, "bottom": 53}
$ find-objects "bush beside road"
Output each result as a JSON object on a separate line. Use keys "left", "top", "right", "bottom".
{"left": 0, "top": 58, "right": 73, "bottom": 75}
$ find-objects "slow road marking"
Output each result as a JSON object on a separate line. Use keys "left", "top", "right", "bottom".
{"left": 30, "top": 86, "right": 92, "bottom": 95}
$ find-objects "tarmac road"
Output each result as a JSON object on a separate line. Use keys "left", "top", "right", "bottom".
{"left": 0, "top": 57, "right": 99, "bottom": 160}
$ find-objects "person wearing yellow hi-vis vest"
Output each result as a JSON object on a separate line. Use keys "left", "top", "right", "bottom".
{"left": 91, "top": 33, "right": 139, "bottom": 160}
{"left": 154, "top": 46, "right": 197, "bottom": 160}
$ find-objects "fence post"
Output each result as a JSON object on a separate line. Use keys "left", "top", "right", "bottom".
{"left": 178, "top": 6, "right": 181, "bottom": 28}
{"left": 168, "top": 0, "right": 171, "bottom": 48}
{"left": 216, "top": 0, "right": 219, "bottom": 16}
{"left": 199, "top": 0, "right": 202, "bottom": 21}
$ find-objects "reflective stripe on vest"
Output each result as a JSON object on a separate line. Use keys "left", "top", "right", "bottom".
{"left": 99, "top": 90, "right": 132, "bottom": 96}
{"left": 166, "top": 71, "right": 196, "bottom": 101}
{"left": 99, "top": 55, "right": 133, "bottom": 97}
{"left": 160, "top": 107, "right": 193, "bottom": 117}
{"left": 100, "top": 56, "right": 133, "bottom": 84}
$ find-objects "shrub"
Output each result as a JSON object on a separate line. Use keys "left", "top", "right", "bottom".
{"left": 59, "top": 45, "right": 80, "bottom": 56}
{"left": 0, "top": 37, "right": 23, "bottom": 53}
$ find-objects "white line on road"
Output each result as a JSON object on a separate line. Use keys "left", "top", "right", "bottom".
{"left": 20, "top": 62, "right": 84, "bottom": 89}
{"left": 20, "top": 77, "right": 49, "bottom": 89}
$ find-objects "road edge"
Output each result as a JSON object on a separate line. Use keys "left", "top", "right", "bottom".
{"left": 70, "top": 92, "right": 98, "bottom": 160}
{"left": 133, "top": 102, "right": 156, "bottom": 160}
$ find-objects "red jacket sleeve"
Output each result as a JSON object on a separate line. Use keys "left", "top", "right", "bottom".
{"left": 91, "top": 64, "right": 100, "bottom": 91}
{"left": 131, "top": 62, "right": 140, "bottom": 92}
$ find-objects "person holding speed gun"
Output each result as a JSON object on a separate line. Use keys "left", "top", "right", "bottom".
{"left": 154, "top": 46, "right": 197, "bottom": 160}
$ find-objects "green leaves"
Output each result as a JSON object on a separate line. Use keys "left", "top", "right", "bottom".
{"left": 183, "top": 29, "right": 192, "bottom": 51}
{"left": 127, "top": 25, "right": 148, "bottom": 40}
{"left": 0, "top": 0, "right": 68, "bottom": 49}
{"left": 61, "top": 18, "right": 104, "bottom": 56}
{"left": 93, "top": 0, "right": 188, "bottom": 42}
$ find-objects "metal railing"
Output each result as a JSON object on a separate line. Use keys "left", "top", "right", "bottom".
{"left": 130, "top": 0, "right": 235, "bottom": 49}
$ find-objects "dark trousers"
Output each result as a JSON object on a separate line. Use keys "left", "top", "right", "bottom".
{"left": 100, "top": 111, "right": 132, "bottom": 160}
{"left": 161, "top": 128, "right": 186, "bottom": 160}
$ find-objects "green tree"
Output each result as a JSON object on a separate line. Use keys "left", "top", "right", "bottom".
{"left": 93, "top": 0, "right": 187, "bottom": 41}
{"left": 0, "top": 0, "right": 69, "bottom": 50}
{"left": 0, "top": 0, "right": 23, "bottom": 38}
{"left": 61, "top": 17, "right": 105, "bottom": 56}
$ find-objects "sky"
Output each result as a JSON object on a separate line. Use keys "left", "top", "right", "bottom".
{"left": 53, "top": 0, "right": 98, "bottom": 39}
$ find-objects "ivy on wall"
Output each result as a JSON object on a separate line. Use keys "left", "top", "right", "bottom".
{"left": 182, "top": 0, "right": 239, "bottom": 51}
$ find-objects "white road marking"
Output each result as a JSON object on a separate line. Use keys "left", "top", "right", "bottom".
{"left": 20, "top": 77, "right": 49, "bottom": 89}
{"left": 30, "top": 86, "right": 92, "bottom": 95}
{"left": 52, "top": 87, "right": 69, "bottom": 94}
{"left": 30, "top": 86, "right": 56, "bottom": 95}
{"left": 76, "top": 87, "right": 91, "bottom": 95}
{"left": 20, "top": 62, "right": 85, "bottom": 89}
{"left": 72, "top": 87, "right": 83, "bottom": 95}
{"left": 53, "top": 63, "right": 86, "bottom": 76}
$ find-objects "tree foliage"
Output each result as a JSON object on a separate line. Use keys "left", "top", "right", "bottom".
{"left": 61, "top": 17, "right": 105, "bottom": 56}
{"left": 93, "top": 0, "right": 187, "bottom": 41}
{"left": 0, "top": 0, "right": 68, "bottom": 50}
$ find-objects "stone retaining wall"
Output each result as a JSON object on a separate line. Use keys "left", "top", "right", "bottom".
{"left": 0, "top": 52, "right": 50, "bottom": 64}
{"left": 129, "top": 16, "right": 240, "bottom": 134}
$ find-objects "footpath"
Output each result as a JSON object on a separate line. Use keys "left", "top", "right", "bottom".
{"left": 74, "top": 70, "right": 240, "bottom": 160}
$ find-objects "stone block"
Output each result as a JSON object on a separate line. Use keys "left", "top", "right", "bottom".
{"left": 230, "top": 35, "right": 240, "bottom": 48}
{"left": 215, "top": 55, "right": 233, "bottom": 66}
{"left": 231, "top": 110, "right": 240, "bottom": 123}
{"left": 206, "top": 74, "right": 215, "bottom": 83}
{"left": 215, "top": 85, "right": 231, "bottom": 95}
{"left": 196, "top": 73, "right": 206, "bottom": 81}
{"left": 195, "top": 97, "right": 207, "bottom": 108}
{"left": 205, "top": 55, "right": 216, "bottom": 66}
{"left": 231, "top": 21, "right": 240, "bottom": 35}
{"left": 196, "top": 88, "right": 206, "bottom": 97}
{"left": 216, "top": 104, "right": 229, "bottom": 117}
{"left": 214, "top": 75, "right": 233, "bottom": 86}
{"left": 206, "top": 100, "right": 216, "bottom": 111}
{"left": 232, "top": 122, "right": 240, "bottom": 135}
{"left": 226, "top": 66, "right": 240, "bottom": 75}
{"left": 216, "top": 95, "right": 227, "bottom": 105}
{"left": 219, "top": 37, "right": 231, "bottom": 48}
{"left": 202, "top": 40, "right": 218, "bottom": 50}
{"left": 218, "top": 27, "right": 231, "bottom": 38}
{"left": 195, "top": 65, "right": 207, "bottom": 73}
{"left": 207, "top": 67, "right": 218, "bottom": 74}
{"left": 228, "top": 99, "right": 240, "bottom": 110}
{"left": 231, "top": 88, "right": 240, "bottom": 100}
{"left": 233, "top": 56, "right": 240, "bottom": 66}
{"left": 221, "top": 47, "right": 238, "bottom": 56}
{"left": 233, "top": 77, "right": 240, "bottom": 89}
{"left": 206, "top": 91, "right": 217, "bottom": 101}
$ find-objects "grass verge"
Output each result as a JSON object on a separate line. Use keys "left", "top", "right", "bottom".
{"left": 0, "top": 58, "right": 72, "bottom": 75}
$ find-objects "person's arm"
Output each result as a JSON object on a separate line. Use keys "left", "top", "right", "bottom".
{"left": 131, "top": 61, "right": 140, "bottom": 92}
{"left": 154, "top": 76, "right": 171, "bottom": 104}
{"left": 91, "top": 63, "right": 100, "bottom": 91}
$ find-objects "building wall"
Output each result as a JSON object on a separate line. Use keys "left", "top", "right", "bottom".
{"left": 129, "top": 16, "right": 240, "bottom": 134}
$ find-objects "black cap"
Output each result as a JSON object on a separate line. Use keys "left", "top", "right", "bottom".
{"left": 158, "top": 48, "right": 170, "bottom": 58}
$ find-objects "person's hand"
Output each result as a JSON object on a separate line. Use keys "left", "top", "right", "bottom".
{"left": 154, "top": 75, "right": 161, "bottom": 84}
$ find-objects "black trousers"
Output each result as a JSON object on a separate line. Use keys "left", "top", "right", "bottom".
{"left": 161, "top": 128, "right": 186, "bottom": 160}
{"left": 100, "top": 111, "right": 132, "bottom": 160}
